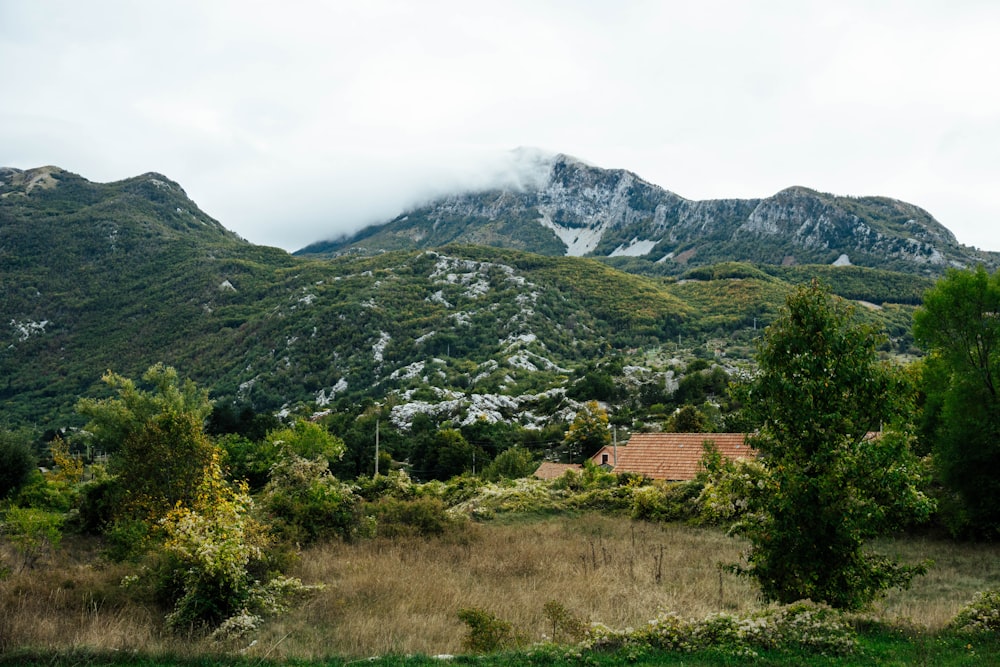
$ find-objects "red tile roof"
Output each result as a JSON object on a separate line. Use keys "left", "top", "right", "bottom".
{"left": 533, "top": 461, "right": 583, "bottom": 480}
{"left": 593, "top": 433, "right": 757, "bottom": 481}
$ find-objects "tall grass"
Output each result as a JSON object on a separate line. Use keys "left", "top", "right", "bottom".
{"left": 869, "top": 535, "right": 1000, "bottom": 629}
{"left": 2, "top": 516, "right": 998, "bottom": 660}
{"left": 256, "top": 514, "right": 759, "bottom": 659}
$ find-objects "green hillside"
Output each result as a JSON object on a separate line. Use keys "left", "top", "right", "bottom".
{"left": 1, "top": 168, "right": 930, "bottom": 432}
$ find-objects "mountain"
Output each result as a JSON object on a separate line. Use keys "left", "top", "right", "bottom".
{"left": 1, "top": 165, "right": 930, "bottom": 434}
{"left": 297, "top": 152, "right": 999, "bottom": 276}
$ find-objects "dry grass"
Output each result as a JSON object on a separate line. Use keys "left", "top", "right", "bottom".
{"left": 869, "top": 535, "right": 1000, "bottom": 629}
{"left": 256, "top": 514, "right": 760, "bottom": 659}
{"left": 2, "top": 516, "right": 998, "bottom": 660}
{"left": 0, "top": 536, "right": 177, "bottom": 656}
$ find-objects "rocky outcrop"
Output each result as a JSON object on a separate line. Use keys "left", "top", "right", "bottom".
{"left": 298, "top": 153, "right": 997, "bottom": 276}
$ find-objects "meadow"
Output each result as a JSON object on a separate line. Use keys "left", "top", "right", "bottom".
{"left": 2, "top": 513, "right": 998, "bottom": 663}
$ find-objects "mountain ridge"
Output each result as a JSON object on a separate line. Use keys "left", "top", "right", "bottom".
{"left": 297, "top": 152, "right": 992, "bottom": 276}
{"left": 0, "top": 163, "right": 938, "bottom": 435}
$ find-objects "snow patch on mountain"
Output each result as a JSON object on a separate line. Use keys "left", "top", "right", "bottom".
{"left": 538, "top": 211, "right": 608, "bottom": 256}
{"left": 610, "top": 239, "right": 658, "bottom": 257}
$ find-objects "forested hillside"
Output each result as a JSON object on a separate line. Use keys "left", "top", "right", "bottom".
{"left": 2, "top": 166, "right": 929, "bottom": 434}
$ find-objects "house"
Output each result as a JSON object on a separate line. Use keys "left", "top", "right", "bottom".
{"left": 532, "top": 461, "right": 583, "bottom": 480}
{"left": 589, "top": 432, "right": 757, "bottom": 481}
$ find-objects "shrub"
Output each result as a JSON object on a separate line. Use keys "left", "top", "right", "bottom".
{"left": 630, "top": 481, "right": 701, "bottom": 522}
{"left": 262, "top": 454, "right": 369, "bottom": 544}
{"left": 567, "top": 485, "right": 634, "bottom": 512}
{"left": 584, "top": 601, "right": 856, "bottom": 657}
{"left": 1, "top": 507, "right": 63, "bottom": 571}
{"left": 370, "top": 496, "right": 457, "bottom": 537}
{"left": 457, "top": 607, "right": 521, "bottom": 653}
{"left": 480, "top": 446, "right": 537, "bottom": 482}
{"left": 448, "top": 478, "right": 566, "bottom": 519}
{"left": 354, "top": 469, "right": 416, "bottom": 501}
{"left": 542, "top": 600, "right": 588, "bottom": 644}
{"left": 104, "top": 518, "right": 152, "bottom": 562}
{"left": 160, "top": 453, "right": 314, "bottom": 634}
{"left": 13, "top": 477, "right": 76, "bottom": 512}
{"left": 74, "top": 476, "right": 122, "bottom": 536}
{"left": 216, "top": 433, "right": 281, "bottom": 492}
{"left": 694, "top": 457, "right": 767, "bottom": 526}
{"left": 438, "top": 474, "right": 485, "bottom": 505}
{"left": 951, "top": 589, "right": 1000, "bottom": 634}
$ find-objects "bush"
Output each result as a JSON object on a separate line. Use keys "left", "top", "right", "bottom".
{"left": 354, "top": 469, "right": 416, "bottom": 501}
{"left": 262, "top": 454, "right": 369, "bottom": 544}
{"left": 1, "top": 507, "right": 63, "bottom": 571}
{"left": 13, "top": 477, "right": 76, "bottom": 512}
{"left": 585, "top": 601, "right": 857, "bottom": 658}
{"left": 630, "top": 481, "right": 701, "bottom": 522}
{"left": 160, "top": 453, "right": 314, "bottom": 634}
{"left": 480, "top": 447, "right": 537, "bottom": 482}
{"left": 74, "top": 476, "right": 123, "bottom": 535}
{"left": 103, "top": 518, "right": 155, "bottom": 562}
{"left": 951, "top": 589, "right": 1000, "bottom": 634}
{"left": 457, "top": 607, "right": 522, "bottom": 653}
{"left": 217, "top": 433, "right": 281, "bottom": 492}
{"left": 567, "top": 485, "right": 634, "bottom": 512}
{"left": 448, "top": 478, "right": 566, "bottom": 519}
{"left": 370, "top": 496, "right": 457, "bottom": 537}
{"left": 694, "top": 457, "right": 767, "bottom": 526}
{"left": 542, "top": 600, "right": 588, "bottom": 644}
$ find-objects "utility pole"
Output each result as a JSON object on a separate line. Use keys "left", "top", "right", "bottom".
{"left": 612, "top": 426, "right": 618, "bottom": 466}
{"left": 375, "top": 419, "right": 380, "bottom": 476}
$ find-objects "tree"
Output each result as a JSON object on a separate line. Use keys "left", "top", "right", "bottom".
{"left": 264, "top": 419, "right": 345, "bottom": 465}
{"left": 77, "top": 363, "right": 212, "bottom": 454}
{"left": 0, "top": 428, "right": 37, "bottom": 499}
{"left": 430, "top": 428, "right": 477, "bottom": 480}
{"left": 666, "top": 405, "right": 707, "bottom": 433}
{"left": 913, "top": 266, "right": 1000, "bottom": 537}
{"left": 562, "top": 401, "right": 611, "bottom": 462}
{"left": 480, "top": 446, "right": 536, "bottom": 481}
{"left": 76, "top": 364, "right": 216, "bottom": 524}
{"left": 736, "top": 282, "right": 933, "bottom": 609}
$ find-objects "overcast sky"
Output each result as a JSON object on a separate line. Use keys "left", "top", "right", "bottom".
{"left": 3, "top": 1, "right": 1000, "bottom": 253}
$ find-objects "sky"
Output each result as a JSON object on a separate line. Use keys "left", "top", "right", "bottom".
{"left": 3, "top": 0, "right": 1000, "bottom": 253}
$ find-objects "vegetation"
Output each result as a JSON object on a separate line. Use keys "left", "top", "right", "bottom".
{"left": 0, "top": 428, "right": 36, "bottom": 499}
{"left": 1, "top": 166, "right": 938, "bottom": 434}
{"left": 2, "top": 514, "right": 998, "bottom": 662}
{"left": 77, "top": 364, "right": 217, "bottom": 527}
{"left": 6, "top": 169, "right": 1000, "bottom": 664}
{"left": 735, "top": 282, "right": 933, "bottom": 609}
{"left": 914, "top": 266, "right": 1000, "bottom": 538}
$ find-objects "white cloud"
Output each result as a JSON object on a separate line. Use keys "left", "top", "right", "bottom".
{"left": 2, "top": 0, "right": 999, "bottom": 252}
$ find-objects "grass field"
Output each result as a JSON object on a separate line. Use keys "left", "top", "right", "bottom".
{"left": 2, "top": 513, "right": 999, "bottom": 664}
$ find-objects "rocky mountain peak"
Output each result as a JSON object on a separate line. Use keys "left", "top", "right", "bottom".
{"left": 297, "top": 152, "right": 999, "bottom": 275}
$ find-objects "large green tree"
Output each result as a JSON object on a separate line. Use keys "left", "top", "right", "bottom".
{"left": 913, "top": 266, "right": 1000, "bottom": 537}
{"left": 77, "top": 364, "right": 216, "bottom": 523}
{"left": 737, "top": 282, "right": 933, "bottom": 609}
{"left": 0, "top": 427, "right": 37, "bottom": 500}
